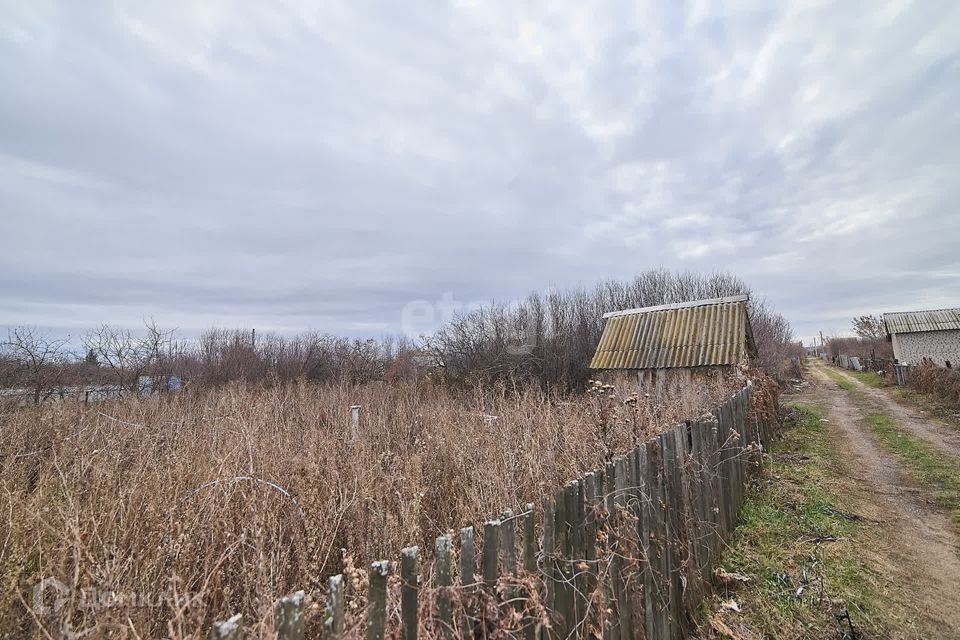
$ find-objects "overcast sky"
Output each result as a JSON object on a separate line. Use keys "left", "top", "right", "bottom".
{"left": 2, "top": 1, "right": 959, "bottom": 346}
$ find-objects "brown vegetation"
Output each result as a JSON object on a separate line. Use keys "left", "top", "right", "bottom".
{"left": 2, "top": 372, "right": 742, "bottom": 637}
{"left": 908, "top": 361, "right": 960, "bottom": 408}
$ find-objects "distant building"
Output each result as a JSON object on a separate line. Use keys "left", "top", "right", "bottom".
{"left": 589, "top": 295, "right": 756, "bottom": 387}
{"left": 883, "top": 307, "right": 960, "bottom": 368}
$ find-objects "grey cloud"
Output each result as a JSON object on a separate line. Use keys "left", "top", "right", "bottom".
{"left": 2, "top": 1, "right": 959, "bottom": 346}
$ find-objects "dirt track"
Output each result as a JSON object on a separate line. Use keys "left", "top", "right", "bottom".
{"left": 807, "top": 361, "right": 960, "bottom": 637}
{"left": 827, "top": 366, "right": 960, "bottom": 459}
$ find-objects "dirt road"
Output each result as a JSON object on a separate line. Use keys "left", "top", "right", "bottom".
{"left": 827, "top": 365, "right": 960, "bottom": 459}
{"left": 807, "top": 361, "right": 960, "bottom": 637}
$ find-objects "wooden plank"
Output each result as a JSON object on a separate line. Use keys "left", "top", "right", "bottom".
{"left": 520, "top": 503, "right": 536, "bottom": 640}
{"left": 483, "top": 520, "right": 501, "bottom": 586}
{"left": 690, "top": 421, "right": 713, "bottom": 576}
{"left": 211, "top": 614, "right": 243, "bottom": 640}
{"left": 613, "top": 457, "right": 632, "bottom": 640}
{"left": 401, "top": 546, "right": 419, "bottom": 640}
{"left": 435, "top": 535, "right": 454, "bottom": 639}
{"left": 501, "top": 510, "right": 518, "bottom": 576}
{"left": 660, "top": 432, "right": 680, "bottom": 640}
{"left": 275, "top": 591, "right": 305, "bottom": 640}
{"left": 638, "top": 442, "right": 655, "bottom": 640}
{"left": 523, "top": 503, "right": 536, "bottom": 573}
{"left": 604, "top": 459, "right": 621, "bottom": 640}
{"left": 460, "top": 526, "right": 475, "bottom": 585}
{"left": 542, "top": 495, "right": 557, "bottom": 613}
{"left": 554, "top": 485, "right": 574, "bottom": 639}
{"left": 368, "top": 562, "right": 389, "bottom": 640}
{"left": 713, "top": 407, "right": 733, "bottom": 539}
{"left": 627, "top": 450, "right": 644, "bottom": 639}
{"left": 673, "top": 426, "right": 697, "bottom": 633}
{"left": 583, "top": 472, "right": 598, "bottom": 589}
{"left": 644, "top": 439, "right": 668, "bottom": 640}
{"left": 567, "top": 480, "right": 585, "bottom": 636}
{"left": 324, "top": 575, "right": 345, "bottom": 640}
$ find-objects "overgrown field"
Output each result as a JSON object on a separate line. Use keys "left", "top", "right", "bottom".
{"left": 2, "top": 374, "right": 740, "bottom": 637}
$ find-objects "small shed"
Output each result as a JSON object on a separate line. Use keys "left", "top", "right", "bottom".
{"left": 883, "top": 307, "right": 960, "bottom": 368}
{"left": 589, "top": 295, "right": 756, "bottom": 388}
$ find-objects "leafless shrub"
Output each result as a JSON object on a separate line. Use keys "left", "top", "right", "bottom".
{"left": 82, "top": 320, "right": 178, "bottom": 393}
{"left": 908, "top": 361, "right": 960, "bottom": 407}
{"left": 0, "top": 326, "right": 69, "bottom": 405}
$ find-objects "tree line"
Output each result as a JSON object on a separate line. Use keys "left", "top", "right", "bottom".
{"left": 1, "top": 270, "right": 802, "bottom": 404}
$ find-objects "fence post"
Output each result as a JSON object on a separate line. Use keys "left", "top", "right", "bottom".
{"left": 211, "top": 614, "right": 243, "bottom": 640}
{"left": 350, "top": 404, "right": 361, "bottom": 441}
{"left": 435, "top": 535, "right": 454, "bottom": 638}
{"left": 501, "top": 509, "right": 518, "bottom": 576}
{"left": 646, "top": 438, "right": 669, "bottom": 640}
{"left": 368, "top": 561, "right": 389, "bottom": 640}
{"left": 552, "top": 484, "right": 574, "bottom": 638}
{"left": 603, "top": 461, "right": 620, "bottom": 640}
{"left": 523, "top": 503, "right": 536, "bottom": 573}
{"left": 460, "top": 526, "right": 475, "bottom": 585}
{"left": 460, "top": 525, "right": 476, "bottom": 640}
{"left": 565, "top": 479, "right": 585, "bottom": 636}
{"left": 274, "top": 591, "right": 305, "bottom": 640}
{"left": 325, "top": 575, "right": 345, "bottom": 640}
{"left": 542, "top": 495, "right": 557, "bottom": 616}
{"left": 583, "top": 471, "right": 598, "bottom": 599}
{"left": 614, "top": 456, "right": 633, "bottom": 640}
{"left": 483, "top": 519, "right": 501, "bottom": 586}
{"left": 660, "top": 432, "right": 682, "bottom": 640}
{"left": 401, "top": 546, "right": 419, "bottom": 640}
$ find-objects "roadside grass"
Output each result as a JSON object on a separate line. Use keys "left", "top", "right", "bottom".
{"left": 701, "top": 402, "right": 888, "bottom": 639}
{"left": 846, "top": 369, "right": 885, "bottom": 388}
{"left": 828, "top": 363, "right": 960, "bottom": 432}
{"left": 865, "top": 412, "right": 960, "bottom": 526}
{"left": 822, "top": 367, "right": 855, "bottom": 391}
{"left": 888, "top": 386, "right": 960, "bottom": 431}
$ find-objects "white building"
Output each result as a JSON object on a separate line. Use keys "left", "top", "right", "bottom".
{"left": 883, "top": 307, "right": 960, "bottom": 369}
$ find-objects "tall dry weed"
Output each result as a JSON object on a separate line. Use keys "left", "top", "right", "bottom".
{"left": 2, "top": 374, "right": 739, "bottom": 637}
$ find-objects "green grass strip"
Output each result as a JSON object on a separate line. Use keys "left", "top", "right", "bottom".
{"left": 822, "top": 368, "right": 855, "bottom": 391}
{"left": 865, "top": 412, "right": 960, "bottom": 523}
{"left": 712, "top": 402, "right": 885, "bottom": 636}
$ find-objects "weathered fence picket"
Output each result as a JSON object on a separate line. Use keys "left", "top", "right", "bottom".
{"left": 367, "top": 562, "right": 389, "bottom": 640}
{"left": 325, "top": 576, "right": 345, "bottom": 640}
{"left": 434, "top": 535, "right": 454, "bottom": 639}
{"left": 275, "top": 591, "right": 304, "bottom": 640}
{"left": 401, "top": 547, "right": 419, "bottom": 640}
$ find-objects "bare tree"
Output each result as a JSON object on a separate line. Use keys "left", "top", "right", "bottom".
{"left": 2, "top": 326, "right": 69, "bottom": 405}
{"left": 851, "top": 315, "right": 886, "bottom": 340}
{"left": 83, "top": 322, "right": 170, "bottom": 393}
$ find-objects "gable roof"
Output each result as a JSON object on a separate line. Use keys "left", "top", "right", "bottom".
{"left": 883, "top": 307, "right": 960, "bottom": 335}
{"left": 590, "top": 295, "right": 754, "bottom": 370}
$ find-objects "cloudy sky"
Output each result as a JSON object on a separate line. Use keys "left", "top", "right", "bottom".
{"left": 1, "top": 1, "right": 958, "bottom": 345}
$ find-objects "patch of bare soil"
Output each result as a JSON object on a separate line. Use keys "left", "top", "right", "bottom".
{"left": 808, "top": 362, "right": 960, "bottom": 637}
{"left": 830, "top": 366, "right": 960, "bottom": 459}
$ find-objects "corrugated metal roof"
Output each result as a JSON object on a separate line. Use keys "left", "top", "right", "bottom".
{"left": 590, "top": 296, "right": 752, "bottom": 370}
{"left": 883, "top": 307, "right": 960, "bottom": 334}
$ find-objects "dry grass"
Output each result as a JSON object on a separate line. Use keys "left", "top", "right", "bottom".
{"left": 908, "top": 362, "right": 960, "bottom": 409}
{"left": 1, "top": 373, "right": 741, "bottom": 637}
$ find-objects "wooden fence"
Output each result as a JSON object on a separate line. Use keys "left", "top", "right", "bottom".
{"left": 213, "top": 383, "right": 773, "bottom": 639}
